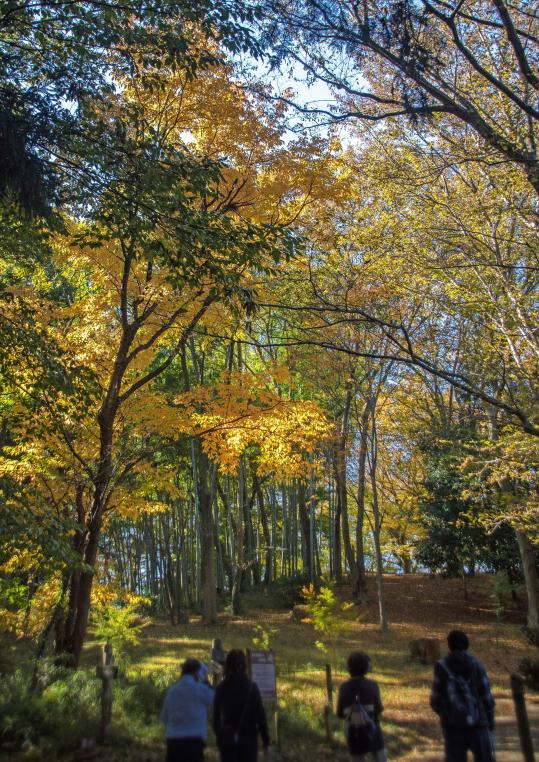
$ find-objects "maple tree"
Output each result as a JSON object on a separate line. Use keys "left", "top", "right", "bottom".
{"left": 0, "top": 0, "right": 537, "bottom": 672}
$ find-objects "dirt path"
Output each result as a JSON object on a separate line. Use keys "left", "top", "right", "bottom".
{"left": 6, "top": 574, "right": 539, "bottom": 762}
{"left": 495, "top": 691, "right": 539, "bottom": 761}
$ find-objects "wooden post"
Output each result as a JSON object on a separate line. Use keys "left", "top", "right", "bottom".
{"left": 96, "top": 643, "right": 118, "bottom": 744}
{"left": 324, "top": 703, "right": 332, "bottom": 742}
{"left": 511, "top": 674, "right": 535, "bottom": 762}
{"left": 325, "top": 663, "right": 333, "bottom": 709}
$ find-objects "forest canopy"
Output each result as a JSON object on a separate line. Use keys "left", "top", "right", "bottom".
{"left": 0, "top": 0, "right": 537, "bottom": 670}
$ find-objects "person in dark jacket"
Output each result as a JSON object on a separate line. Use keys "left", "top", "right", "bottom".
{"left": 431, "top": 629, "right": 495, "bottom": 762}
{"left": 213, "top": 649, "right": 270, "bottom": 762}
{"left": 337, "top": 651, "right": 387, "bottom": 761}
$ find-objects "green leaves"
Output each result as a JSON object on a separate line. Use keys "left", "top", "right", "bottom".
{"left": 91, "top": 601, "right": 148, "bottom": 662}
{"left": 0, "top": 0, "right": 261, "bottom": 215}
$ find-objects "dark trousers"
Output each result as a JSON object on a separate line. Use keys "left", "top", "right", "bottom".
{"left": 442, "top": 726, "right": 495, "bottom": 762}
{"left": 166, "top": 737, "right": 205, "bottom": 762}
{"left": 218, "top": 734, "right": 258, "bottom": 762}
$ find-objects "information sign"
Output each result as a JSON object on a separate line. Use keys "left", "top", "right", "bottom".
{"left": 247, "top": 649, "right": 277, "bottom": 702}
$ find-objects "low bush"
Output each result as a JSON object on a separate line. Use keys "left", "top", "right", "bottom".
{"left": 267, "top": 573, "right": 311, "bottom": 609}
{"left": 0, "top": 667, "right": 99, "bottom": 755}
{"left": 0, "top": 660, "right": 178, "bottom": 755}
{"left": 121, "top": 669, "right": 173, "bottom": 722}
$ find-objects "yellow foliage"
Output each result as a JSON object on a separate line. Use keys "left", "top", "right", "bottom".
{"left": 0, "top": 577, "right": 61, "bottom": 640}
{"left": 173, "top": 369, "right": 332, "bottom": 476}
{"left": 91, "top": 581, "right": 150, "bottom": 611}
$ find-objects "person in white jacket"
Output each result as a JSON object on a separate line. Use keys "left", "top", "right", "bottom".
{"left": 160, "top": 658, "right": 214, "bottom": 762}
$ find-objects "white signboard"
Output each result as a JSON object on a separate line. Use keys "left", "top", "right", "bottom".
{"left": 247, "top": 649, "right": 277, "bottom": 702}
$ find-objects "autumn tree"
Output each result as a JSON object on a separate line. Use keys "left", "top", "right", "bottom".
{"left": 261, "top": 0, "right": 539, "bottom": 194}
{"left": 0, "top": 0, "right": 259, "bottom": 214}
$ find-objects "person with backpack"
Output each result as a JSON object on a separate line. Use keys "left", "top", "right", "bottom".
{"left": 160, "top": 658, "right": 214, "bottom": 762}
{"left": 430, "top": 629, "right": 495, "bottom": 762}
{"left": 337, "top": 651, "right": 387, "bottom": 761}
{"left": 213, "top": 649, "right": 270, "bottom": 762}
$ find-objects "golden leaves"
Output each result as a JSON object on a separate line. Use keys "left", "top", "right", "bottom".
{"left": 174, "top": 368, "right": 331, "bottom": 476}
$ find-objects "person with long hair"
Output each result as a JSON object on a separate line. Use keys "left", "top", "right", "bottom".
{"left": 213, "top": 649, "right": 270, "bottom": 762}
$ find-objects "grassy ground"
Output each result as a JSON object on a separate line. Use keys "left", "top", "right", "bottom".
{"left": 2, "top": 574, "right": 539, "bottom": 761}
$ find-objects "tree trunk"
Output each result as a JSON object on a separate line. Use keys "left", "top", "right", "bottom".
{"left": 63, "top": 510, "right": 103, "bottom": 666}
{"left": 280, "top": 483, "right": 288, "bottom": 577}
{"left": 354, "top": 404, "right": 370, "bottom": 602}
{"left": 253, "top": 471, "right": 272, "bottom": 585}
{"left": 195, "top": 443, "right": 217, "bottom": 625}
{"left": 297, "top": 481, "right": 312, "bottom": 576}
{"left": 231, "top": 461, "right": 245, "bottom": 614}
{"left": 369, "top": 412, "right": 388, "bottom": 631}
{"left": 334, "top": 497, "right": 342, "bottom": 582}
{"left": 245, "top": 480, "right": 259, "bottom": 587}
{"left": 334, "top": 384, "right": 358, "bottom": 589}
{"left": 515, "top": 528, "right": 539, "bottom": 630}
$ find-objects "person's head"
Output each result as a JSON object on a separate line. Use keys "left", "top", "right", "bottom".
{"left": 347, "top": 651, "right": 371, "bottom": 677}
{"left": 181, "top": 658, "right": 202, "bottom": 678}
{"left": 447, "top": 629, "right": 469, "bottom": 652}
{"left": 224, "top": 649, "right": 247, "bottom": 678}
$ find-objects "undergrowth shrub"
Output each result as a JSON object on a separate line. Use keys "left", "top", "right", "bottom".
{"left": 279, "top": 696, "right": 325, "bottom": 741}
{"left": 0, "top": 667, "right": 99, "bottom": 754}
{"left": 267, "top": 573, "right": 311, "bottom": 609}
{"left": 302, "top": 583, "right": 352, "bottom": 669}
{"left": 0, "top": 660, "right": 177, "bottom": 755}
{"left": 91, "top": 600, "right": 149, "bottom": 666}
{"left": 489, "top": 572, "right": 518, "bottom": 620}
{"left": 40, "top": 670, "right": 100, "bottom": 748}
{"left": 120, "top": 669, "right": 173, "bottom": 722}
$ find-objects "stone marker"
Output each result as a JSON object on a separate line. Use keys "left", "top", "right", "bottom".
{"left": 289, "top": 604, "right": 311, "bottom": 623}
{"left": 210, "top": 637, "right": 227, "bottom": 686}
{"left": 409, "top": 638, "right": 441, "bottom": 664}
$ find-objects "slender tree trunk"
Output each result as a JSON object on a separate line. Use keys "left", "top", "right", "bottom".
{"left": 231, "top": 461, "right": 245, "bottom": 614}
{"left": 369, "top": 413, "right": 388, "bottom": 631}
{"left": 334, "top": 385, "right": 357, "bottom": 588}
{"left": 280, "top": 483, "right": 288, "bottom": 577}
{"left": 195, "top": 443, "right": 217, "bottom": 624}
{"left": 515, "top": 528, "right": 539, "bottom": 630}
{"left": 253, "top": 471, "right": 272, "bottom": 585}
{"left": 334, "top": 496, "right": 343, "bottom": 582}
{"left": 214, "top": 471, "right": 225, "bottom": 594}
{"left": 67, "top": 509, "right": 104, "bottom": 666}
{"left": 309, "top": 469, "right": 316, "bottom": 583}
{"left": 271, "top": 483, "right": 277, "bottom": 581}
{"left": 328, "top": 475, "right": 334, "bottom": 578}
{"left": 245, "top": 480, "right": 259, "bottom": 587}
{"left": 354, "top": 404, "right": 371, "bottom": 602}
{"left": 297, "top": 481, "right": 312, "bottom": 576}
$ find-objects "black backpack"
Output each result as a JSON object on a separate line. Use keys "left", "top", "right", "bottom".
{"left": 346, "top": 694, "right": 376, "bottom": 754}
{"left": 440, "top": 660, "right": 481, "bottom": 727}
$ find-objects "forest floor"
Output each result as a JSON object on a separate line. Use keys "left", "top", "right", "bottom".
{"left": 3, "top": 574, "right": 539, "bottom": 761}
